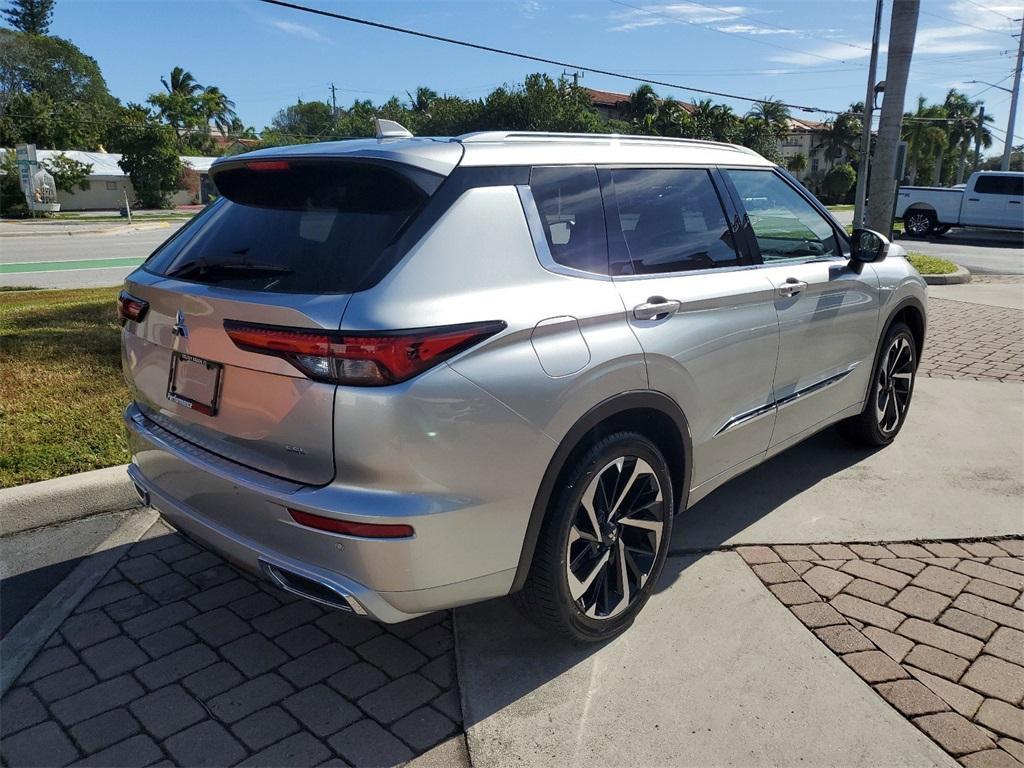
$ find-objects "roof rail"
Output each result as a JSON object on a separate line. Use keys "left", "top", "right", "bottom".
{"left": 454, "top": 131, "right": 759, "bottom": 155}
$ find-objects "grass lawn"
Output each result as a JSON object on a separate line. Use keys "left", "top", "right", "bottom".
{"left": 828, "top": 204, "right": 855, "bottom": 212}
{"left": 907, "top": 252, "right": 958, "bottom": 275}
{"left": 0, "top": 287, "right": 130, "bottom": 487}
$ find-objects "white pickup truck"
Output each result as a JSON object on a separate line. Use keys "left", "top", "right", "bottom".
{"left": 895, "top": 170, "right": 1023, "bottom": 237}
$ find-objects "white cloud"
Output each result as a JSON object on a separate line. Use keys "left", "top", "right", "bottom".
{"left": 717, "top": 23, "right": 797, "bottom": 36}
{"left": 610, "top": 3, "right": 755, "bottom": 33}
{"left": 268, "top": 19, "right": 330, "bottom": 43}
{"left": 521, "top": 0, "right": 542, "bottom": 17}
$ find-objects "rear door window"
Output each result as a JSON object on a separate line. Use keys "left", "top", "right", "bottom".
{"left": 528, "top": 166, "right": 609, "bottom": 275}
{"left": 606, "top": 168, "right": 741, "bottom": 274}
{"left": 145, "top": 161, "right": 429, "bottom": 293}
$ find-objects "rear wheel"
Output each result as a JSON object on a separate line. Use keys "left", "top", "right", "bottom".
{"left": 514, "top": 432, "right": 674, "bottom": 643}
{"left": 838, "top": 322, "right": 917, "bottom": 447}
{"left": 904, "top": 211, "right": 935, "bottom": 238}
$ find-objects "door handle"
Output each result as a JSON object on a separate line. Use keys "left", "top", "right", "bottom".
{"left": 967, "top": 197, "right": 980, "bottom": 202}
{"left": 1009, "top": 200, "right": 1021, "bottom": 205}
{"left": 778, "top": 279, "right": 807, "bottom": 298}
{"left": 633, "top": 297, "right": 681, "bottom": 320}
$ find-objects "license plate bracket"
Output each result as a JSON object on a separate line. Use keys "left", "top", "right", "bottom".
{"left": 167, "top": 352, "right": 223, "bottom": 416}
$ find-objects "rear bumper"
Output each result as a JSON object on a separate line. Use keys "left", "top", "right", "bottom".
{"left": 124, "top": 404, "right": 528, "bottom": 622}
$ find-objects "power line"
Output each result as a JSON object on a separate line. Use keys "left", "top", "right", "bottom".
{"left": 920, "top": 10, "right": 1017, "bottom": 38}
{"left": 958, "top": 0, "right": 1018, "bottom": 23}
{"left": 255, "top": 0, "right": 841, "bottom": 114}
{"left": 607, "top": 0, "right": 852, "bottom": 62}
{"left": 608, "top": 0, "right": 869, "bottom": 59}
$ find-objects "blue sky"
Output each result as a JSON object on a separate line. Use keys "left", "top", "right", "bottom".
{"left": 48, "top": 0, "right": 1022, "bottom": 156}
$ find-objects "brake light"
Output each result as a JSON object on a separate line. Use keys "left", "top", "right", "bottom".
{"left": 245, "top": 160, "right": 290, "bottom": 172}
{"left": 288, "top": 508, "right": 414, "bottom": 538}
{"left": 117, "top": 291, "right": 148, "bottom": 324}
{"left": 223, "top": 320, "right": 505, "bottom": 386}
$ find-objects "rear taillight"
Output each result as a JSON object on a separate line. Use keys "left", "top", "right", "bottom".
{"left": 117, "top": 291, "right": 148, "bottom": 325}
{"left": 288, "top": 508, "right": 414, "bottom": 538}
{"left": 223, "top": 319, "right": 505, "bottom": 386}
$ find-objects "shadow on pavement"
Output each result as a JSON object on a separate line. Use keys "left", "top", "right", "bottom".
{"left": 0, "top": 522, "right": 462, "bottom": 768}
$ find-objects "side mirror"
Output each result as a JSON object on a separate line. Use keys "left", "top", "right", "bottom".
{"left": 850, "top": 228, "right": 890, "bottom": 264}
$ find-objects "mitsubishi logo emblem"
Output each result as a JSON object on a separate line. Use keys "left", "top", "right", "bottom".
{"left": 171, "top": 310, "right": 189, "bottom": 338}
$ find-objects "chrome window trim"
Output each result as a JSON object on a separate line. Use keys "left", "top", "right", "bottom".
{"left": 516, "top": 184, "right": 611, "bottom": 281}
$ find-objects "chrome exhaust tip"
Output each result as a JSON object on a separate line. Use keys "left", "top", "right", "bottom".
{"left": 259, "top": 561, "right": 366, "bottom": 615}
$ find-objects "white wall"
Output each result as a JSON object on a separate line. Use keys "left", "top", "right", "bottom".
{"left": 55, "top": 176, "right": 198, "bottom": 211}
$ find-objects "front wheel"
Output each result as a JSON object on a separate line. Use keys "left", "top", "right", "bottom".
{"left": 838, "top": 322, "right": 917, "bottom": 447}
{"left": 903, "top": 211, "right": 935, "bottom": 238}
{"left": 514, "top": 432, "right": 674, "bottom": 643}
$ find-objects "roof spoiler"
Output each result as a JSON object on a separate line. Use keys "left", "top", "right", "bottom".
{"left": 375, "top": 118, "right": 414, "bottom": 140}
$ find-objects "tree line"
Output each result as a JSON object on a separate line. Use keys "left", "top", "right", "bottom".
{"left": 1, "top": 0, "right": 1018, "bottom": 212}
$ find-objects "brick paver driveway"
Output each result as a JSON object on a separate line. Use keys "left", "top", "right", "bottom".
{"left": 921, "top": 280, "right": 1024, "bottom": 382}
{"left": 742, "top": 540, "right": 1024, "bottom": 767}
{"left": 0, "top": 521, "right": 461, "bottom": 767}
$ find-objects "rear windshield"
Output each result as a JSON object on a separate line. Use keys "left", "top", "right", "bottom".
{"left": 145, "top": 161, "right": 429, "bottom": 294}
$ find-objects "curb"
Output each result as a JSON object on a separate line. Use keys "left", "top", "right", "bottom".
{"left": 922, "top": 265, "right": 971, "bottom": 285}
{"left": 0, "top": 222, "right": 175, "bottom": 238}
{"left": 0, "top": 465, "right": 136, "bottom": 537}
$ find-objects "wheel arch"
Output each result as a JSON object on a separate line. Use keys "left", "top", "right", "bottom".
{"left": 510, "top": 390, "right": 692, "bottom": 593}
{"left": 859, "top": 295, "right": 927, "bottom": 410}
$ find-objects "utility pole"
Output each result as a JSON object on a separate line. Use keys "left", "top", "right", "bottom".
{"left": 329, "top": 82, "right": 338, "bottom": 116}
{"left": 562, "top": 69, "right": 583, "bottom": 87}
{"left": 866, "top": 0, "right": 920, "bottom": 234}
{"left": 854, "top": 0, "right": 884, "bottom": 229}
{"left": 973, "top": 105, "right": 986, "bottom": 175}
{"left": 1000, "top": 17, "right": 1023, "bottom": 170}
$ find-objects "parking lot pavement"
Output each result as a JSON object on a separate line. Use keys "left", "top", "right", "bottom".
{"left": 0, "top": 519, "right": 464, "bottom": 768}
{"left": 742, "top": 540, "right": 1024, "bottom": 768}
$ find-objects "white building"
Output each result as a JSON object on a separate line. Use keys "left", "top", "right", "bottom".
{"left": 2, "top": 149, "right": 217, "bottom": 211}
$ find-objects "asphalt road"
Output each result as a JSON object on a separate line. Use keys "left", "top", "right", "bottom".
{"left": 895, "top": 229, "right": 1024, "bottom": 275}
{"left": 1, "top": 223, "right": 184, "bottom": 289}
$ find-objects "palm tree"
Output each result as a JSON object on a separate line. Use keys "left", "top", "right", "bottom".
{"left": 201, "top": 86, "right": 238, "bottom": 137}
{"left": 160, "top": 67, "right": 202, "bottom": 97}
{"left": 902, "top": 96, "right": 948, "bottom": 184}
{"left": 406, "top": 87, "right": 437, "bottom": 115}
{"left": 867, "top": 0, "right": 920, "bottom": 232}
{"left": 787, "top": 153, "right": 808, "bottom": 174}
{"left": 746, "top": 98, "right": 790, "bottom": 136}
{"left": 942, "top": 91, "right": 993, "bottom": 184}
{"left": 626, "top": 84, "right": 660, "bottom": 127}
{"left": 815, "top": 115, "right": 860, "bottom": 169}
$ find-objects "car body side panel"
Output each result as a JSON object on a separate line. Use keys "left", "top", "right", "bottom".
{"left": 341, "top": 184, "right": 649, "bottom": 449}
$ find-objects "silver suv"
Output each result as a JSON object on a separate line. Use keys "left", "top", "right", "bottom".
{"left": 121, "top": 128, "right": 926, "bottom": 641}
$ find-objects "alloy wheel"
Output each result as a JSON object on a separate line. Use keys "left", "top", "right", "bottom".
{"left": 565, "top": 456, "right": 665, "bottom": 620}
{"left": 905, "top": 213, "right": 932, "bottom": 237}
{"left": 875, "top": 335, "right": 914, "bottom": 436}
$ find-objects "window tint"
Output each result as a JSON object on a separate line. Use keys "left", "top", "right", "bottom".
{"left": 529, "top": 166, "right": 608, "bottom": 274}
{"left": 607, "top": 168, "right": 740, "bottom": 274}
{"left": 727, "top": 169, "right": 840, "bottom": 262}
{"left": 145, "top": 161, "right": 428, "bottom": 294}
{"left": 975, "top": 174, "right": 1024, "bottom": 196}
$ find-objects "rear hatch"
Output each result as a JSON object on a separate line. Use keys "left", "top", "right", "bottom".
{"left": 121, "top": 149, "right": 455, "bottom": 485}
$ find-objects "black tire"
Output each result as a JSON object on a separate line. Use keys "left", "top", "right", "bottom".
{"left": 932, "top": 224, "right": 952, "bottom": 236}
{"left": 903, "top": 210, "right": 935, "bottom": 238}
{"left": 838, "top": 321, "right": 917, "bottom": 447}
{"left": 513, "top": 431, "right": 674, "bottom": 643}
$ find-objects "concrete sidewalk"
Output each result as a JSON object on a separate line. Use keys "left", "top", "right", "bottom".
{"left": 458, "top": 553, "right": 955, "bottom": 768}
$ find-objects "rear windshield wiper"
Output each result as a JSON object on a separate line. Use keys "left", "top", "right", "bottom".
{"left": 166, "top": 259, "right": 294, "bottom": 281}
